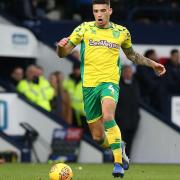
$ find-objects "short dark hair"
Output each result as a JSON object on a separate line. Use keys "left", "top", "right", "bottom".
{"left": 73, "top": 62, "right": 80, "bottom": 70}
{"left": 171, "top": 49, "right": 178, "bottom": 55}
{"left": 144, "top": 49, "right": 155, "bottom": 58}
{"left": 92, "top": 0, "right": 110, "bottom": 5}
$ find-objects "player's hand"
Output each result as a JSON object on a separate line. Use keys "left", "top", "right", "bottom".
{"left": 57, "top": 37, "right": 69, "bottom": 47}
{"left": 152, "top": 62, "right": 166, "bottom": 76}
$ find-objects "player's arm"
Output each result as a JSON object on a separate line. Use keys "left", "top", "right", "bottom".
{"left": 57, "top": 23, "right": 85, "bottom": 58}
{"left": 56, "top": 38, "right": 75, "bottom": 58}
{"left": 122, "top": 47, "right": 166, "bottom": 76}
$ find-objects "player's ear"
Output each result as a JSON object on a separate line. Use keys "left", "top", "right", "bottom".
{"left": 109, "top": 8, "right": 113, "bottom": 15}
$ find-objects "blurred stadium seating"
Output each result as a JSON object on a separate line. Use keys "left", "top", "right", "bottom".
{"left": 1, "top": 0, "right": 180, "bottom": 24}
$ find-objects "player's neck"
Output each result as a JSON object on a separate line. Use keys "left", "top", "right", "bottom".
{"left": 95, "top": 22, "right": 111, "bottom": 29}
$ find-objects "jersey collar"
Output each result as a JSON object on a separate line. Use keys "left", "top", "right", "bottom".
{"left": 94, "top": 22, "right": 113, "bottom": 29}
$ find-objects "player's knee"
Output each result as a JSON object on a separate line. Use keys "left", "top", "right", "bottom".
{"left": 103, "top": 113, "right": 114, "bottom": 122}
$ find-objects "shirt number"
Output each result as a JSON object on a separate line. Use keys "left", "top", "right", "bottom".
{"left": 108, "top": 85, "right": 115, "bottom": 94}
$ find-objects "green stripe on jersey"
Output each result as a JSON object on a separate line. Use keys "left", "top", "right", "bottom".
{"left": 80, "top": 40, "right": 85, "bottom": 84}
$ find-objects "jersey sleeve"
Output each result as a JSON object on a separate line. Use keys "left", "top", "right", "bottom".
{"left": 69, "top": 23, "right": 86, "bottom": 46}
{"left": 121, "top": 28, "right": 132, "bottom": 49}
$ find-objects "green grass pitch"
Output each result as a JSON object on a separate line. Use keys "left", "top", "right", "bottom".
{"left": 0, "top": 163, "right": 180, "bottom": 180}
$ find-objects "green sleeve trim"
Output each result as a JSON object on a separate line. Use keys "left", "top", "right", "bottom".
{"left": 80, "top": 40, "right": 85, "bottom": 83}
{"left": 121, "top": 45, "right": 132, "bottom": 49}
{"left": 68, "top": 40, "right": 76, "bottom": 47}
{"left": 104, "top": 120, "right": 116, "bottom": 129}
{"left": 110, "top": 143, "right": 121, "bottom": 150}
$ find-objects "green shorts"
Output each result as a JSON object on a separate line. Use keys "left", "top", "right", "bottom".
{"left": 83, "top": 82, "right": 119, "bottom": 123}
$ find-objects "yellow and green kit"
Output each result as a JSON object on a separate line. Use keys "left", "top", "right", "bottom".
{"left": 69, "top": 21, "right": 132, "bottom": 122}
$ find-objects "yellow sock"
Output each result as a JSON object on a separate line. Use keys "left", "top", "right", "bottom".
{"left": 104, "top": 120, "right": 122, "bottom": 164}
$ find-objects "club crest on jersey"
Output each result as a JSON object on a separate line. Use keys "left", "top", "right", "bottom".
{"left": 91, "top": 29, "right": 96, "bottom": 34}
{"left": 112, "top": 30, "right": 120, "bottom": 38}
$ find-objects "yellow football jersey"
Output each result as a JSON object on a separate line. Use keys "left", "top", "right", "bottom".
{"left": 69, "top": 21, "right": 132, "bottom": 87}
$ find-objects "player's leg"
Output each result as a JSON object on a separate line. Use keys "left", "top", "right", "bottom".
{"left": 82, "top": 84, "right": 125, "bottom": 177}
{"left": 102, "top": 98, "right": 124, "bottom": 177}
{"left": 88, "top": 118, "right": 105, "bottom": 144}
{"left": 86, "top": 117, "right": 110, "bottom": 149}
{"left": 101, "top": 82, "right": 127, "bottom": 177}
{"left": 82, "top": 86, "right": 109, "bottom": 147}
{"left": 88, "top": 118, "right": 124, "bottom": 176}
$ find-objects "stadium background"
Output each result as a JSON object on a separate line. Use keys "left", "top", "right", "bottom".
{"left": 0, "top": 0, "right": 180, "bottom": 179}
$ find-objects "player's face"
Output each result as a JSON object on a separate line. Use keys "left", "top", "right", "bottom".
{"left": 171, "top": 52, "right": 179, "bottom": 65}
{"left": 93, "top": 4, "right": 112, "bottom": 28}
{"left": 13, "top": 68, "right": 24, "bottom": 81}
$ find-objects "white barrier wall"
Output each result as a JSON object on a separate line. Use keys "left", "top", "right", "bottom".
{"left": 171, "top": 96, "right": 180, "bottom": 128}
{"left": 37, "top": 42, "right": 72, "bottom": 78}
{"left": 0, "top": 93, "right": 102, "bottom": 163}
{"left": 131, "top": 108, "right": 180, "bottom": 163}
{"left": 0, "top": 24, "right": 38, "bottom": 58}
{"left": 0, "top": 93, "right": 62, "bottom": 162}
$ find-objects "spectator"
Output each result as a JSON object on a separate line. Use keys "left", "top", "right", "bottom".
{"left": 36, "top": 65, "right": 44, "bottom": 76}
{"left": 9, "top": 66, "right": 24, "bottom": 90}
{"left": 37, "top": 66, "right": 55, "bottom": 109}
{"left": 136, "top": 49, "right": 164, "bottom": 112}
{"left": 136, "top": 49, "right": 158, "bottom": 101}
{"left": 49, "top": 71, "right": 72, "bottom": 125}
{"left": 17, "top": 65, "right": 54, "bottom": 111}
{"left": 163, "top": 49, "right": 180, "bottom": 95}
{"left": 158, "top": 49, "right": 180, "bottom": 118}
{"left": 115, "top": 65, "right": 140, "bottom": 157}
{"left": 35, "top": 65, "right": 55, "bottom": 103}
{"left": 63, "top": 62, "right": 86, "bottom": 128}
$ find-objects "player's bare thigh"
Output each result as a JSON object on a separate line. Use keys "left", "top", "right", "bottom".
{"left": 102, "top": 98, "right": 116, "bottom": 122}
{"left": 88, "top": 98, "right": 116, "bottom": 141}
{"left": 88, "top": 118, "right": 104, "bottom": 141}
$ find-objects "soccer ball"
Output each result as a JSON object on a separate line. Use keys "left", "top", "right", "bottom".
{"left": 49, "top": 163, "right": 73, "bottom": 180}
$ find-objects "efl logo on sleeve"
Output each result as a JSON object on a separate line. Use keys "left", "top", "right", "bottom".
{"left": 0, "top": 100, "right": 8, "bottom": 130}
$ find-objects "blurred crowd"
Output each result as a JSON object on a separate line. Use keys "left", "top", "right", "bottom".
{"left": 136, "top": 48, "right": 180, "bottom": 116}
{"left": 6, "top": 48, "right": 180, "bottom": 118}
{"left": 1, "top": 0, "right": 180, "bottom": 24}
{"left": 6, "top": 50, "right": 87, "bottom": 130}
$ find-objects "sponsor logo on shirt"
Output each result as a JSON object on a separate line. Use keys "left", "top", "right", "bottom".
{"left": 89, "top": 39, "right": 120, "bottom": 49}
